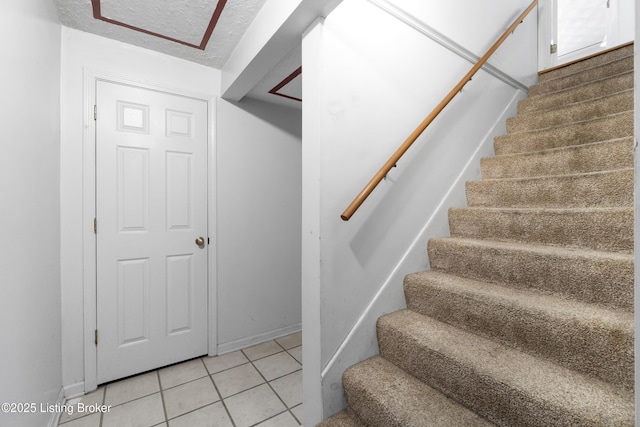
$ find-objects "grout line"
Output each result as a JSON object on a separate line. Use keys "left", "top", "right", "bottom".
{"left": 202, "top": 357, "right": 238, "bottom": 427}
{"left": 156, "top": 371, "right": 169, "bottom": 425}
{"left": 99, "top": 386, "right": 105, "bottom": 427}
{"left": 248, "top": 346, "right": 302, "bottom": 426}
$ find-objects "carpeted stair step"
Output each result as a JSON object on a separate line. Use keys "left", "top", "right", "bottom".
{"left": 448, "top": 206, "right": 633, "bottom": 252}
{"left": 465, "top": 168, "right": 633, "bottom": 209}
{"left": 377, "top": 310, "right": 634, "bottom": 427}
{"left": 341, "top": 356, "right": 493, "bottom": 427}
{"left": 538, "top": 43, "right": 634, "bottom": 83}
{"left": 481, "top": 137, "right": 633, "bottom": 179}
{"left": 427, "top": 237, "right": 633, "bottom": 310}
{"left": 506, "top": 89, "right": 633, "bottom": 133}
{"left": 403, "top": 271, "right": 634, "bottom": 390}
{"left": 494, "top": 110, "right": 633, "bottom": 155}
{"left": 317, "top": 409, "right": 367, "bottom": 427}
{"left": 528, "top": 55, "right": 633, "bottom": 97}
{"left": 518, "top": 71, "right": 633, "bottom": 114}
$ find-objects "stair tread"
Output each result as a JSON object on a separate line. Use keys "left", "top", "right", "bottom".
{"left": 406, "top": 270, "right": 633, "bottom": 327}
{"left": 379, "top": 310, "right": 634, "bottom": 425}
{"left": 343, "top": 356, "right": 493, "bottom": 427}
{"left": 317, "top": 409, "right": 367, "bottom": 427}
{"left": 430, "top": 236, "right": 633, "bottom": 263}
{"left": 515, "top": 87, "right": 632, "bottom": 117}
{"left": 477, "top": 166, "right": 633, "bottom": 182}
{"left": 482, "top": 137, "right": 633, "bottom": 179}
{"left": 507, "top": 89, "right": 633, "bottom": 133}
{"left": 494, "top": 110, "right": 633, "bottom": 155}
{"left": 490, "top": 136, "right": 633, "bottom": 159}
{"left": 519, "top": 71, "right": 633, "bottom": 114}
{"left": 448, "top": 206, "right": 633, "bottom": 253}
{"left": 537, "top": 52, "right": 634, "bottom": 85}
{"left": 505, "top": 109, "right": 634, "bottom": 137}
{"left": 529, "top": 55, "right": 634, "bottom": 97}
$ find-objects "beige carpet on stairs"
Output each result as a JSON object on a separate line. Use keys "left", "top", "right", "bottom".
{"left": 318, "top": 42, "right": 635, "bottom": 427}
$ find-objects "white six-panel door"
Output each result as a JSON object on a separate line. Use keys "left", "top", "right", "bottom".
{"left": 95, "top": 80, "right": 208, "bottom": 384}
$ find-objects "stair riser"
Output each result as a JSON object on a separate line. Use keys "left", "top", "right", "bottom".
{"left": 467, "top": 169, "right": 633, "bottom": 209}
{"left": 377, "top": 315, "right": 634, "bottom": 427}
{"left": 482, "top": 138, "right": 633, "bottom": 179}
{"left": 507, "top": 91, "right": 633, "bottom": 133}
{"left": 494, "top": 111, "right": 633, "bottom": 155}
{"left": 538, "top": 44, "right": 634, "bottom": 83}
{"left": 427, "top": 239, "right": 633, "bottom": 310}
{"left": 404, "top": 275, "right": 634, "bottom": 390}
{"left": 519, "top": 72, "right": 633, "bottom": 115}
{"left": 529, "top": 56, "right": 633, "bottom": 96}
{"left": 448, "top": 207, "right": 633, "bottom": 252}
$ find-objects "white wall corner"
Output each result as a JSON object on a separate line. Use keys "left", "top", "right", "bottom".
{"left": 301, "top": 16, "right": 326, "bottom": 427}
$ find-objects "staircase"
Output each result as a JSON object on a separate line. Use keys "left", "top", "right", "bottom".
{"left": 319, "top": 43, "right": 635, "bottom": 426}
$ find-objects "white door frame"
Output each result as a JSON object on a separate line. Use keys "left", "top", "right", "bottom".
{"left": 538, "top": 0, "right": 626, "bottom": 70}
{"left": 81, "top": 68, "right": 218, "bottom": 392}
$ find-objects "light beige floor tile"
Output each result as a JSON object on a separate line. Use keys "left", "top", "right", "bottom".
{"left": 168, "top": 402, "right": 233, "bottom": 427}
{"left": 159, "top": 358, "right": 208, "bottom": 389}
{"left": 202, "top": 351, "right": 248, "bottom": 374}
{"left": 105, "top": 371, "right": 160, "bottom": 407}
{"left": 253, "top": 352, "right": 301, "bottom": 381}
{"left": 163, "top": 377, "right": 219, "bottom": 419}
{"left": 288, "top": 345, "right": 302, "bottom": 364}
{"left": 58, "top": 412, "right": 101, "bottom": 427}
{"left": 255, "top": 411, "right": 300, "bottom": 427}
{"left": 212, "top": 363, "right": 264, "bottom": 398}
{"left": 275, "top": 332, "right": 302, "bottom": 350}
{"left": 224, "top": 384, "right": 286, "bottom": 427}
{"left": 242, "top": 340, "right": 282, "bottom": 361}
{"left": 101, "top": 393, "right": 165, "bottom": 427}
{"left": 59, "top": 387, "right": 105, "bottom": 423}
{"left": 269, "top": 370, "right": 302, "bottom": 407}
{"left": 290, "top": 404, "right": 303, "bottom": 424}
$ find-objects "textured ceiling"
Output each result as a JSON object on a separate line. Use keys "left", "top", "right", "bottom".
{"left": 55, "top": 0, "right": 302, "bottom": 104}
{"left": 55, "top": 0, "right": 268, "bottom": 69}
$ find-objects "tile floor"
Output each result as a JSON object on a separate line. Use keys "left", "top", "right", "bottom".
{"left": 58, "top": 332, "right": 303, "bottom": 427}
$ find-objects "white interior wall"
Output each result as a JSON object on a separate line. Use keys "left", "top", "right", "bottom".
{"left": 216, "top": 97, "right": 302, "bottom": 352}
{"left": 0, "top": 2, "right": 63, "bottom": 427}
{"left": 60, "top": 27, "right": 220, "bottom": 394}
{"left": 302, "top": 0, "right": 537, "bottom": 423}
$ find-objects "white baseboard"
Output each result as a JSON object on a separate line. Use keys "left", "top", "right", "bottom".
{"left": 216, "top": 323, "right": 302, "bottom": 356}
{"left": 62, "top": 382, "right": 86, "bottom": 400}
{"left": 46, "top": 387, "right": 66, "bottom": 427}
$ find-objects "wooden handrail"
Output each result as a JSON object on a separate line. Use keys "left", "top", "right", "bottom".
{"left": 341, "top": 0, "right": 538, "bottom": 221}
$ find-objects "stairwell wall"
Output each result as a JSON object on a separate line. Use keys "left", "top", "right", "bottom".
{"left": 301, "top": 0, "right": 538, "bottom": 423}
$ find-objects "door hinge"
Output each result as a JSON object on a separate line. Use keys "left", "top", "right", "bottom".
{"left": 94, "top": 105, "right": 97, "bottom": 121}
{"left": 550, "top": 43, "right": 558, "bottom": 54}
{"left": 606, "top": 0, "right": 610, "bottom": 8}
{"left": 93, "top": 217, "right": 97, "bottom": 234}
{"left": 94, "top": 329, "right": 98, "bottom": 346}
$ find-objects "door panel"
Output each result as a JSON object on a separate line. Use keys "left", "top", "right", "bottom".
{"left": 96, "top": 80, "right": 208, "bottom": 384}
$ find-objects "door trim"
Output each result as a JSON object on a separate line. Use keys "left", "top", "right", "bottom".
{"left": 82, "top": 69, "right": 218, "bottom": 392}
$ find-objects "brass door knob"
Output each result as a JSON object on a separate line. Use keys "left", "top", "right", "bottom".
{"left": 195, "top": 237, "right": 205, "bottom": 246}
